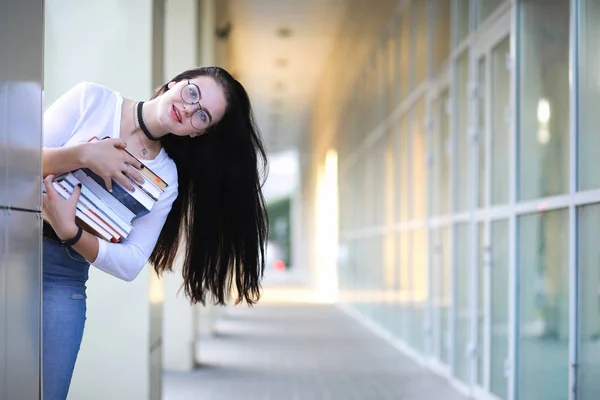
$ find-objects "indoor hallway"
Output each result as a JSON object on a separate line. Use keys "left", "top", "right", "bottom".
{"left": 163, "top": 287, "right": 468, "bottom": 400}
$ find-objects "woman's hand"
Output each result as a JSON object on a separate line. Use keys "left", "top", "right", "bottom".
{"left": 79, "top": 138, "right": 144, "bottom": 191}
{"left": 42, "top": 175, "right": 80, "bottom": 241}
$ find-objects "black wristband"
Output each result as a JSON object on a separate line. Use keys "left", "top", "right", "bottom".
{"left": 61, "top": 226, "right": 83, "bottom": 247}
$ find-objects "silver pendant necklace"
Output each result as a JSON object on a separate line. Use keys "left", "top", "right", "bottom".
{"left": 139, "top": 142, "right": 150, "bottom": 159}
{"left": 133, "top": 102, "right": 150, "bottom": 159}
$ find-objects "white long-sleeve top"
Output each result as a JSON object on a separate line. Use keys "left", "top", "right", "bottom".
{"left": 44, "top": 82, "right": 179, "bottom": 281}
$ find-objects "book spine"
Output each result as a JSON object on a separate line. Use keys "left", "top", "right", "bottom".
{"left": 61, "top": 174, "right": 132, "bottom": 234}
{"left": 133, "top": 177, "right": 163, "bottom": 201}
{"left": 75, "top": 209, "right": 114, "bottom": 242}
{"left": 112, "top": 177, "right": 155, "bottom": 211}
{"left": 80, "top": 168, "right": 152, "bottom": 216}
{"left": 136, "top": 166, "right": 168, "bottom": 190}
{"left": 89, "top": 138, "right": 168, "bottom": 190}
{"left": 122, "top": 148, "right": 169, "bottom": 190}
{"left": 60, "top": 175, "right": 132, "bottom": 235}
{"left": 56, "top": 180, "right": 127, "bottom": 239}
{"left": 51, "top": 182, "right": 115, "bottom": 242}
{"left": 71, "top": 170, "right": 137, "bottom": 222}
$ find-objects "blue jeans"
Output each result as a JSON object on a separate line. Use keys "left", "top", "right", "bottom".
{"left": 43, "top": 236, "right": 90, "bottom": 400}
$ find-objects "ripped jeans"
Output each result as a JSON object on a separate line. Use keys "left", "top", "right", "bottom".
{"left": 43, "top": 236, "right": 90, "bottom": 400}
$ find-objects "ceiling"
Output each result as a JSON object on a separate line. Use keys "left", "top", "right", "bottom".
{"left": 228, "top": 0, "right": 349, "bottom": 153}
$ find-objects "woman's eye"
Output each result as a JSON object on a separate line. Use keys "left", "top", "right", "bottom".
{"left": 200, "top": 111, "right": 208, "bottom": 122}
{"left": 188, "top": 88, "right": 198, "bottom": 100}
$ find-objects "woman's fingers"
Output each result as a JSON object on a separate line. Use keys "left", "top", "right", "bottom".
{"left": 107, "top": 137, "right": 127, "bottom": 149}
{"left": 115, "top": 166, "right": 135, "bottom": 191}
{"left": 124, "top": 151, "right": 144, "bottom": 170}
{"left": 101, "top": 174, "right": 113, "bottom": 192}
{"left": 124, "top": 164, "right": 145, "bottom": 184}
{"left": 68, "top": 183, "right": 82, "bottom": 205}
{"left": 43, "top": 175, "right": 57, "bottom": 200}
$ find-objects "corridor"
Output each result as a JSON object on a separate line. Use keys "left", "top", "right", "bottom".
{"left": 163, "top": 287, "right": 467, "bottom": 400}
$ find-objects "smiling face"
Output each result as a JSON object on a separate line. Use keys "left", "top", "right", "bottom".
{"left": 157, "top": 76, "right": 227, "bottom": 138}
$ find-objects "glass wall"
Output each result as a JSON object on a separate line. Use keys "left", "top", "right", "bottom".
{"left": 576, "top": 2, "right": 600, "bottom": 400}
{"left": 490, "top": 220, "right": 509, "bottom": 399}
{"left": 333, "top": 0, "right": 600, "bottom": 399}
{"left": 518, "top": 0, "right": 570, "bottom": 201}
{"left": 517, "top": 210, "right": 569, "bottom": 400}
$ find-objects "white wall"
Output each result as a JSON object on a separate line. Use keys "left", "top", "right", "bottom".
{"left": 44, "top": 1, "right": 158, "bottom": 399}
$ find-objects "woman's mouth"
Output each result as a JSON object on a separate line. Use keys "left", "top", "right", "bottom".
{"left": 171, "top": 105, "right": 182, "bottom": 123}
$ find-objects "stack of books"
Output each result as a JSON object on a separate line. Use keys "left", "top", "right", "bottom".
{"left": 49, "top": 136, "right": 168, "bottom": 243}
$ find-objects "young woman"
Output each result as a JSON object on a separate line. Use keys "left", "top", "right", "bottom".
{"left": 42, "top": 66, "right": 268, "bottom": 400}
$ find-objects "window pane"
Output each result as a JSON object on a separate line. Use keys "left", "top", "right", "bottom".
{"left": 399, "top": 116, "right": 410, "bottom": 221}
{"left": 432, "top": 90, "right": 451, "bottom": 216}
{"left": 412, "top": 0, "right": 428, "bottom": 88}
{"left": 491, "top": 220, "right": 509, "bottom": 400}
{"left": 517, "top": 209, "right": 569, "bottom": 400}
{"left": 491, "top": 37, "right": 511, "bottom": 205}
{"left": 398, "top": 231, "right": 411, "bottom": 341}
{"left": 478, "top": 57, "right": 487, "bottom": 208}
{"left": 385, "top": 130, "right": 395, "bottom": 227}
{"left": 578, "top": 0, "right": 600, "bottom": 190}
{"left": 477, "top": 223, "right": 485, "bottom": 386}
{"left": 477, "top": 0, "right": 504, "bottom": 25}
{"left": 399, "top": 8, "right": 410, "bottom": 101}
{"left": 440, "top": 90, "right": 451, "bottom": 215}
{"left": 456, "top": 51, "right": 470, "bottom": 212}
{"left": 392, "top": 118, "right": 402, "bottom": 222}
{"left": 456, "top": 0, "right": 470, "bottom": 44}
{"left": 432, "top": 227, "right": 452, "bottom": 364}
{"left": 441, "top": 227, "right": 452, "bottom": 364}
{"left": 577, "top": 204, "right": 600, "bottom": 398}
{"left": 374, "top": 48, "right": 385, "bottom": 127}
{"left": 375, "top": 138, "right": 387, "bottom": 226}
{"left": 454, "top": 223, "right": 470, "bottom": 383}
{"left": 386, "top": 33, "right": 398, "bottom": 113}
{"left": 365, "top": 152, "right": 374, "bottom": 226}
{"left": 431, "top": 229, "right": 444, "bottom": 359}
{"left": 433, "top": 0, "right": 451, "bottom": 73}
{"left": 518, "top": 0, "right": 570, "bottom": 200}
{"left": 412, "top": 98, "right": 426, "bottom": 220}
{"left": 410, "top": 228, "right": 428, "bottom": 352}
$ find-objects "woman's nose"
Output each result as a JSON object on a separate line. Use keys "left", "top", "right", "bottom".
{"left": 183, "top": 103, "right": 201, "bottom": 115}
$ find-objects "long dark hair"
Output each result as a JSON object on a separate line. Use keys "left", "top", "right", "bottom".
{"left": 148, "top": 66, "right": 268, "bottom": 306}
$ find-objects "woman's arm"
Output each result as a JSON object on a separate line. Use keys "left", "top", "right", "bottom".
{"left": 43, "top": 82, "right": 142, "bottom": 190}
{"left": 43, "top": 144, "right": 88, "bottom": 178}
{"left": 59, "top": 223, "right": 101, "bottom": 263}
{"left": 43, "top": 139, "right": 141, "bottom": 191}
{"left": 42, "top": 175, "right": 100, "bottom": 261}
{"left": 92, "top": 180, "right": 179, "bottom": 281}
{"left": 43, "top": 171, "right": 179, "bottom": 281}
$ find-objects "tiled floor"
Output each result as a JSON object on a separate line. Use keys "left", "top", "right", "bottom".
{"left": 163, "top": 288, "right": 468, "bottom": 400}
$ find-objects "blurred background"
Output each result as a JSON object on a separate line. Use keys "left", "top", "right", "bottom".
{"left": 3, "top": 0, "right": 600, "bottom": 399}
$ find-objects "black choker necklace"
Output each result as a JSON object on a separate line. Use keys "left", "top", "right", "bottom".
{"left": 136, "top": 101, "right": 160, "bottom": 142}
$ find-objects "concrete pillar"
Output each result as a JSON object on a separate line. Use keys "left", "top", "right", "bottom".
{"left": 161, "top": 0, "right": 198, "bottom": 372}
{"left": 0, "top": 2, "right": 44, "bottom": 399}
{"left": 194, "top": 0, "right": 219, "bottom": 356}
{"left": 198, "top": 0, "right": 216, "bottom": 66}
{"left": 44, "top": 1, "right": 164, "bottom": 399}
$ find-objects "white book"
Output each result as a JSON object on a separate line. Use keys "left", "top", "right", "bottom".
{"left": 57, "top": 180, "right": 129, "bottom": 239}
{"left": 60, "top": 176, "right": 131, "bottom": 237}
{"left": 134, "top": 176, "right": 163, "bottom": 201}
{"left": 75, "top": 209, "right": 113, "bottom": 242}
{"left": 112, "top": 178, "right": 156, "bottom": 211}
{"left": 52, "top": 182, "right": 114, "bottom": 242}
{"left": 71, "top": 170, "right": 136, "bottom": 223}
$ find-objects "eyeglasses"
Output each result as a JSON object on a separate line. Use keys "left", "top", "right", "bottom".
{"left": 180, "top": 79, "right": 212, "bottom": 130}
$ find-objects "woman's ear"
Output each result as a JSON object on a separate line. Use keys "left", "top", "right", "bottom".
{"left": 167, "top": 81, "right": 176, "bottom": 90}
